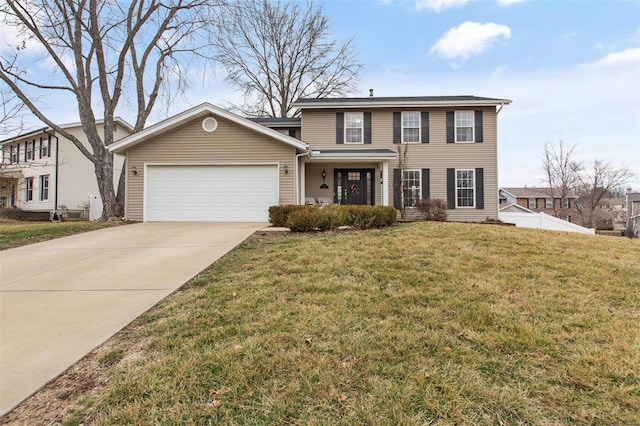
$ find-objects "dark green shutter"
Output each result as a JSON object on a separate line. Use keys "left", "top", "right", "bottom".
{"left": 447, "top": 168, "right": 455, "bottom": 209}
{"left": 475, "top": 168, "right": 484, "bottom": 209}
{"left": 421, "top": 112, "right": 429, "bottom": 143}
{"left": 421, "top": 168, "right": 430, "bottom": 200}
{"left": 446, "top": 111, "right": 454, "bottom": 143}
{"left": 475, "top": 111, "right": 483, "bottom": 143}
{"left": 393, "top": 112, "right": 401, "bottom": 144}
{"left": 393, "top": 168, "right": 401, "bottom": 209}
{"left": 364, "top": 112, "right": 372, "bottom": 144}
{"left": 336, "top": 113, "right": 344, "bottom": 144}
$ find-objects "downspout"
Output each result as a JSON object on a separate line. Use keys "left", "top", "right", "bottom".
{"left": 295, "top": 147, "right": 311, "bottom": 205}
{"left": 43, "top": 130, "right": 59, "bottom": 217}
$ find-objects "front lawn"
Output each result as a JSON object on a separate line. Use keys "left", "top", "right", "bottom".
{"left": 0, "top": 219, "right": 129, "bottom": 250}
{"left": 7, "top": 222, "right": 640, "bottom": 425}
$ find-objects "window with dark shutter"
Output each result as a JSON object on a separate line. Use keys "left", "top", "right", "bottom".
{"left": 446, "top": 111, "right": 454, "bottom": 143}
{"left": 393, "top": 112, "right": 401, "bottom": 144}
{"left": 393, "top": 168, "right": 401, "bottom": 209}
{"left": 421, "top": 112, "right": 429, "bottom": 143}
{"left": 475, "top": 168, "right": 484, "bottom": 209}
{"left": 336, "top": 112, "right": 344, "bottom": 144}
{"left": 364, "top": 112, "right": 372, "bottom": 144}
{"left": 421, "top": 168, "right": 430, "bottom": 199}
{"left": 475, "top": 111, "right": 483, "bottom": 143}
{"left": 447, "top": 168, "right": 455, "bottom": 208}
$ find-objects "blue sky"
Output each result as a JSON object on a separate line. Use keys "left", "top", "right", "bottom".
{"left": 2, "top": 0, "right": 639, "bottom": 189}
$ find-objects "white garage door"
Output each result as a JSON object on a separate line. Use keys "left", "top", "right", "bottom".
{"left": 146, "top": 165, "right": 279, "bottom": 222}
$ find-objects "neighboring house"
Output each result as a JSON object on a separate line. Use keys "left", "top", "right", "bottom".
{"left": 0, "top": 119, "right": 132, "bottom": 218}
{"left": 598, "top": 197, "right": 625, "bottom": 211}
{"left": 626, "top": 189, "right": 640, "bottom": 237}
{"left": 500, "top": 187, "right": 578, "bottom": 222}
{"left": 109, "top": 95, "right": 511, "bottom": 222}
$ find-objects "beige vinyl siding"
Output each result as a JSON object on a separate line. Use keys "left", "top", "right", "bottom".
{"left": 301, "top": 107, "right": 498, "bottom": 220}
{"left": 125, "top": 115, "right": 297, "bottom": 221}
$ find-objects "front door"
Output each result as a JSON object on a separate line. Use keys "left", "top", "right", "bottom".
{"left": 334, "top": 169, "right": 375, "bottom": 205}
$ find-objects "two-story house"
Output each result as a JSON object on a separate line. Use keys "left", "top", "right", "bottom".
{"left": 499, "top": 187, "right": 578, "bottom": 222}
{"left": 0, "top": 119, "right": 132, "bottom": 219}
{"left": 109, "top": 95, "right": 510, "bottom": 222}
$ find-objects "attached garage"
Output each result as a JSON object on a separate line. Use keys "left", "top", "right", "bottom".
{"left": 109, "top": 103, "right": 308, "bottom": 222}
{"left": 145, "top": 165, "right": 278, "bottom": 222}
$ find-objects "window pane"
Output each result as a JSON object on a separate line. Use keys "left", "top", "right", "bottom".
{"left": 456, "top": 127, "right": 473, "bottom": 142}
{"left": 455, "top": 111, "right": 474, "bottom": 142}
{"left": 403, "top": 128, "right": 419, "bottom": 143}
{"left": 456, "top": 170, "right": 474, "bottom": 207}
{"left": 402, "top": 112, "right": 419, "bottom": 127}
{"left": 344, "top": 112, "right": 363, "bottom": 143}
{"left": 345, "top": 128, "right": 362, "bottom": 143}
{"left": 403, "top": 170, "right": 421, "bottom": 208}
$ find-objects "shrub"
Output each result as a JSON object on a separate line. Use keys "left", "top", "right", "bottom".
{"left": 269, "top": 204, "right": 397, "bottom": 232}
{"left": 415, "top": 199, "right": 448, "bottom": 222}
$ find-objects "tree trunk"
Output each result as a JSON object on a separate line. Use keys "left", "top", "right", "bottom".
{"left": 92, "top": 145, "right": 118, "bottom": 219}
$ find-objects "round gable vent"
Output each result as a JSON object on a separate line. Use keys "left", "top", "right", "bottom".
{"left": 202, "top": 117, "right": 218, "bottom": 133}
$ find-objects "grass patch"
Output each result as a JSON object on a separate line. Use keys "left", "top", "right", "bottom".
{"left": 42, "top": 223, "right": 640, "bottom": 424}
{"left": 0, "top": 219, "right": 129, "bottom": 250}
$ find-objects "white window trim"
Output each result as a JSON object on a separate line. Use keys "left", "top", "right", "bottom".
{"left": 528, "top": 198, "right": 536, "bottom": 209}
{"left": 344, "top": 112, "right": 364, "bottom": 144}
{"left": 40, "top": 175, "right": 49, "bottom": 201}
{"left": 545, "top": 198, "right": 553, "bottom": 209}
{"left": 562, "top": 199, "right": 569, "bottom": 209}
{"left": 454, "top": 111, "right": 474, "bottom": 144}
{"left": 403, "top": 169, "right": 422, "bottom": 208}
{"left": 25, "top": 177, "right": 34, "bottom": 202}
{"left": 455, "top": 168, "right": 475, "bottom": 209}
{"left": 26, "top": 140, "right": 34, "bottom": 161}
{"left": 401, "top": 111, "right": 420, "bottom": 144}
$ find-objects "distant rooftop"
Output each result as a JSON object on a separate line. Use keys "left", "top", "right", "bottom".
{"left": 501, "top": 187, "right": 579, "bottom": 198}
{"left": 249, "top": 117, "right": 301, "bottom": 127}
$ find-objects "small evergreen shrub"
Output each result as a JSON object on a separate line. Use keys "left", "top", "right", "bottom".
{"left": 415, "top": 199, "right": 448, "bottom": 222}
{"left": 269, "top": 205, "right": 397, "bottom": 232}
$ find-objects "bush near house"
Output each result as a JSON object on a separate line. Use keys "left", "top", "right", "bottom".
{"left": 415, "top": 198, "right": 448, "bottom": 222}
{"left": 269, "top": 205, "right": 397, "bottom": 231}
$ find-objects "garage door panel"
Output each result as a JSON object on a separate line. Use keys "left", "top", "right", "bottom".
{"left": 146, "top": 165, "right": 278, "bottom": 222}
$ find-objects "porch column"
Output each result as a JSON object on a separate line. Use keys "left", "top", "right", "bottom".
{"left": 382, "top": 160, "right": 389, "bottom": 206}
{"left": 299, "top": 160, "right": 306, "bottom": 205}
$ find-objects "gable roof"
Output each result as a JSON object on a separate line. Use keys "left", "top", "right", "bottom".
{"left": 500, "top": 187, "right": 579, "bottom": 199}
{"left": 249, "top": 117, "right": 301, "bottom": 128}
{"left": 499, "top": 203, "right": 535, "bottom": 213}
{"left": 292, "top": 95, "right": 512, "bottom": 109}
{"left": 0, "top": 117, "right": 134, "bottom": 146}
{"left": 109, "top": 103, "right": 308, "bottom": 154}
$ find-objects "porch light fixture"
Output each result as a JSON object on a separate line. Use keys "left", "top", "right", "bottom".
{"left": 131, "top": 165, "right": 138, "bottom": 175}
{"left": 283, "top": 165, "right": 289, "bottom": 175}
{"left": 320, "top": 169, "right": 329, "bottom": 188}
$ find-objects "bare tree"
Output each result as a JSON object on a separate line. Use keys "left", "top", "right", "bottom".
{"left": 0, "top": 83, "right": 27, "bottom": 136}
{"left": 541, "top": 140, "right": 582, "bottom": 218}
{"left": 575, "top": 160, "right": 634, "bottom": 228}
{"left": 213, "top": 0, "right": 361, "bottom": 118}
{"left": 0, "top": 0, "right": 223, "bottom": 218}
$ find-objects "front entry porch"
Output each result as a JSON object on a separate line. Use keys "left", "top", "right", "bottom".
{"left": 0, "top": 177, "right": 19, "bottom": 209}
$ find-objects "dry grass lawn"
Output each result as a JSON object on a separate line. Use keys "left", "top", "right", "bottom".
{"left": 4, "top": 222, "right": 639, "bottom": 425}
{"left": 0, "top": 219, "right": 128, "bottom": 250}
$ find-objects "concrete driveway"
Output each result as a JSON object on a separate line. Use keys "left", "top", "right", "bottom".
{"left": 0, "top": 222, "right": 265, "bottom": 416}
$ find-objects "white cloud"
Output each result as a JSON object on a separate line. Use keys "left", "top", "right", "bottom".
{"left": 585, "top": 47, "right": 640, "bottom": 67}
{"left": 430, "top": 22, "right": 512, "bottom": 60}
{"left": 559, "top": 31, "right": 577, "bottom": 42}
{"left": 496, "top": 0, "right": 528, "bottom": 5}
{"left": 0, "top": 24, "right": 45, "bottom": 55}
{"left": 415, "top": 0, "right": 468, "bottom": 12}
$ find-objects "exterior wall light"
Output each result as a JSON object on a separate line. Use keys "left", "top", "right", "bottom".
{"left": 131, "top": 165, "right": 138, "bottom": 175}
{"left": 283, "top": 165, "right": 289, "bottom": 175}
{"left": 320, "top": 169, "right": 328, "bottom": 188}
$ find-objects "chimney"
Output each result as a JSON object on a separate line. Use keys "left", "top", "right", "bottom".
{"left": 627, "top": 187, "right": 632, "bottom": 195}
{"left": 369, "top": 89, "right": 374, "bottom": 97}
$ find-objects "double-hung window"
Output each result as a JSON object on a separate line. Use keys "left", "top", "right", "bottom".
{"left": 455, "top": 111, "right": 474, "bottom": 143}
{"left": 10, "top": 145, "right": 19, "bottom": 163}
{"left": 40, "top": 175, "right": 49, "bottom": 201}
{"left": 40, "top": 137, "right": 50, "bottom": 158}
{"left": 456, "top": 169, "right": 475, "bottom": 208}
{"left": 545, "top": 198, "right": 553, "bottom": 209}
{"left": 403, "top": 170, "right": 421, "bottom": 208}
{"left": 562, "top": 198, "right": 569, "bottom": 209}
{"left": 344, "top": 112, "right": 363, "bottom": 144}
{"left": 402, "top": 112, "right": 420, "bottom": 143}
{"left": 25, "top": 177, "right": 34, "bottom": 202}
{"left": 528, "top": 198, "right": 536, "bottom": 209}
{"left": 26, "top": 140, "right": 34, "bottom": 161}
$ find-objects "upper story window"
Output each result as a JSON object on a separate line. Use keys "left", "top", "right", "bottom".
{"left": 545, "top": 198, "right": 553, "bottom": 209}
{"left": 528, "top": 198, "right": 536, "bottom": 209}
{"left": 402, "top": 112, "right": 420, "bottom": 143}
{"left": 344, "top": 112, "right": 363, "bottom": 144}
{"left": 456, "top": 169, "right": 475, "bottom": 208}
{"left": 10, "top": 144, "right": 19, "bottom": 164}
{"left": 26, "top": 140, "right": 35, "bottom": 161}
{"left": 455, "top": 111, "right": 474, "bottom": 143}
{"left": 40, "top": 137, "right": 50, "bottom": 158}
{"left": 562, "top": 199, "right": 569, "bottom": 209}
